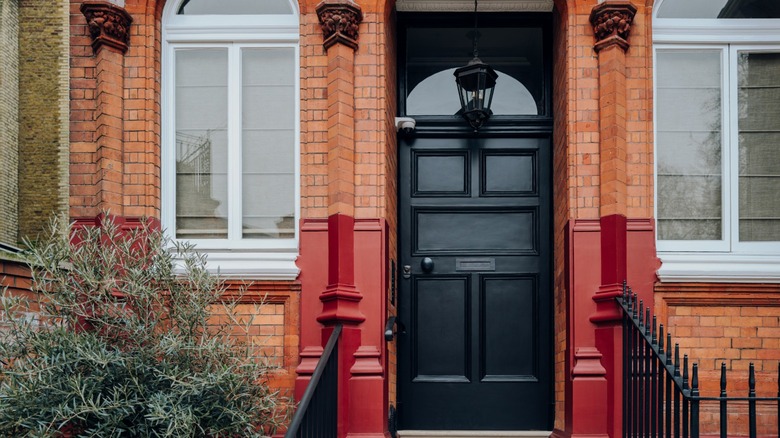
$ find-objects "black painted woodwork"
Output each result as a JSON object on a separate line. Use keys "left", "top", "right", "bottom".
{"left": 397, "top": 14, "right": 553, "bottom": 431}
{"left": 398, "top": 135, "right": 553, "bottom": 430}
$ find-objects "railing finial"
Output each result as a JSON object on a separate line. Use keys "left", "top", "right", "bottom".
{"left": 674, "top": 344, "right": 681, "bottom": 378}
{"left": 638, "top": 300, "right": 644, "bottom": 326}
{"left": 645, "top": 307, "right": 651, "bottom": 334}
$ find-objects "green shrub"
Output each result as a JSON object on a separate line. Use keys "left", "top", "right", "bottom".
{"left": 0, "top": 216, "right": 288, "bottom": 437}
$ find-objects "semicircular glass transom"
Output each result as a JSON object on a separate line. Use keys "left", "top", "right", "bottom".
{"left": 404, "top": 25, "right": 546, "bottom": 117}
{"left": 177, "top": 0, "right": 293, "bottom": 15}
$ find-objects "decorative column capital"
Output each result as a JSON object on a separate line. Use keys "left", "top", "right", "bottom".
{"left": 80, "top": 1, "right": 133, "bottom": 54}
{"left": 589, "top": 0, "right": 637, "bottom": 53}
{"left": 316, "top": 0, "right": 363, "bottom": 51}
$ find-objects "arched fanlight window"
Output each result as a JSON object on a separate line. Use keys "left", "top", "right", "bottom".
{"left": 177, "top": 0, "right": 293, "bottom": 15}
{"left": 161, "top": 0, "right": 301, "bottom": 279}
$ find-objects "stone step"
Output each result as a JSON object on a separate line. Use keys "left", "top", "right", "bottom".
{"left": 397, "top": 431, "right": 552, "bottom": 438}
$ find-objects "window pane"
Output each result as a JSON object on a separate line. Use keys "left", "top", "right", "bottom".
{"left": 175, "top": 48, "right": 229, "bottom": 239}
{"left": 738, "top": 52, "right": 780, "bottom": 241}
{"left": 405, "top": 26, "right": 545, "bottom": 116}
{"left": 656, "top": 50, "right": 723, "bottom": 240}
{"left": 177, "top": 0, "right": 292, "bottom": 15}
{"left": 657, "top": 0, "right": 780, "bottom": 18}
{"left": 241, "top": 48, "right": 295, "bottom": 239}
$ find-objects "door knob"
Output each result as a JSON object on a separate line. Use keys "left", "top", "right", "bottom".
{"left": 421, "top": 257, "right": 434, "bottom": 273}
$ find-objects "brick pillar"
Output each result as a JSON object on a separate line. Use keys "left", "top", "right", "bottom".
{"left": 591, "top": 1, "right": 636, "bottom": 323}
{"left": 316, "top": 0, "right": 365, "bottom": 329}
{"left": 80, "top": 1, "right": 132, "bottom": 217}
{"left": 590, "top": 3, "right": 637, "bottom": 438}
{"left": 312, "top": 3, "right": 386, "bottom": 438}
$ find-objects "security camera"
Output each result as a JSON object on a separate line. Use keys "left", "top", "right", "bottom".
{"left": 395, "top": 117, "right": 416, "bottom": 134}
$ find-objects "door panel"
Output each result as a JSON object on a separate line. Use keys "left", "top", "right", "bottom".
{"left": 398, "top": 135, "right": 552, "bottom": 430}
{"left": 414, "top": 276, "right": 470, "bottom": 381}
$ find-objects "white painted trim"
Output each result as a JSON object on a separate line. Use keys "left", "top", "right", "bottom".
{"left": 395, "top": 0, "right": 553, "bottom": 12}
{"left": 654, "top": 21, "right": 780, "bottom": 44}
{"left": 657, "top": 253, "right": 780, "bottom": 283}
{"left": 653, "top": 0, "right": 780, "bottom": 43}
{"left": 174, "top": 250, "right": 300, "bottom": 280}
{"left": 653, "top": 45, "right": 730, "bottom": 253}
{"left": 653, "top": 25, "right": 780, "bottom": 264}
{"left": 161, "top": 0, "right": 301, "bottom": 280}
{"left": 729, "top": 44, "right": 780, "bottom": 255}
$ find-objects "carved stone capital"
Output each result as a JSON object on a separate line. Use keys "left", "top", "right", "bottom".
{"left": 316, "top": 0, "right": 363, "bottom": 51}
{"left": 589, "top": 0, "right": 637, "bottom": 52}
{"left": 81, "top": 1, "right": 133, "bottom": 54}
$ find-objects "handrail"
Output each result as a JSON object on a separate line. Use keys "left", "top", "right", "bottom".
{"left": 618, "top": 283, "right": 780, "bottom": 438}
{"left": 285, "top": 324, "right": 342, "bottom": 438}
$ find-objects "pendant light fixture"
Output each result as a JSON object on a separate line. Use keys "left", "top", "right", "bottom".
{"left": 454, "top": 0, "right": 497, "bottom": 131}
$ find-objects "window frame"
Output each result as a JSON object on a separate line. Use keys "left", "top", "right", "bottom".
{"left": 653, "top": 0, "right": 780, "bottom": 282}
{"left": 161, "top": 0, "right": 301, "bottom": 279}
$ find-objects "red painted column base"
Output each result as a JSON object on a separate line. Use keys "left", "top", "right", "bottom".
{"left": 557, "top": 347, "right": 609, "bottom": 438}
{"left": 318, "top": 284, "right": 365, "bottom": 324}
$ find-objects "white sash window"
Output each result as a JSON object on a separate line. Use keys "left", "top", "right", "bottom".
{"left": 162, "top": 0, "right": 300, "bottom": 279}
{"left": 654, "top": 0, "right": 780, "bottom": 282}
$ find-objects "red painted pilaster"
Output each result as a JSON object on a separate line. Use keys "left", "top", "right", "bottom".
{"left": 590, "top": 3, "right": 637, "bottom": 437}
{"left": 298, "top": 4, "right": 388, "bottom": 437}
{"left": 318, "top": 214, "right": 365, "bottom": 325}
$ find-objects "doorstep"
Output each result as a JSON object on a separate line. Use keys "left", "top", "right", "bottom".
{"left": 397, "top": 431, "right": 552, "bottom": 438}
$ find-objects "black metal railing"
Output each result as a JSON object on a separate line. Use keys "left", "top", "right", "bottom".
{"left": 619, "top": 284, "right": 780, "bottom": 438}
{"left": 285, "top": 324, "right": 342, "bottom": 438}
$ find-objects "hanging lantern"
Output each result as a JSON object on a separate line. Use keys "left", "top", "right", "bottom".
{"left": 454, "top": 0, "right": 496, "bottom": 130}
{"left": 454, "top": 57, "right": 497, "bottom": 130}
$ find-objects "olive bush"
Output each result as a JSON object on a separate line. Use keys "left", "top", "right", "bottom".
{"left": 0, "top": 216, "right": 288, "bottom": 437}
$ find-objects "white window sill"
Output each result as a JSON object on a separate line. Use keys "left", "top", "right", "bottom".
{"left": 174, "top": 249, "right": 299, "bottom": 281}
{"left": 657, "top": 253, "right": 780, "bottom": 283}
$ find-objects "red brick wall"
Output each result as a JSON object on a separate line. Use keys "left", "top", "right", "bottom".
{"left": 219, "top": 281, "right": 302, "bottom": 397}
{"left": 0, "top": 258, "right": 35, "bottom": 306}
{"left": 655, "top": 284, "right": 780, "bottom": 436}
{"left": 552, "top": 3, "right": 570, "bottom": 431}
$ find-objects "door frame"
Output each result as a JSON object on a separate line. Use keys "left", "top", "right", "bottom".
{"left": 394, "top": 11, "right": 555, "bottom": 430}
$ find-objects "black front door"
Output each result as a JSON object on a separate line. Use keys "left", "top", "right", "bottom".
{"left": 397, "top": 134, "right": 553, "bottom": 430}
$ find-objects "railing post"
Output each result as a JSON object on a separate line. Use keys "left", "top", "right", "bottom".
{"left": 639, "top": 300, "right": 645, "bottom": 437}
{"left": 674, "top": 343, "right": 681, "bottom": 438}
{"left": 658, "top": 324, "right": 666, "bottom": 438}
{"left": 720, "top": 362, "right": 728, "bottom": 438}
{"left": 665, "top": 332, "right": 672, "bottom": 438}
{"left": 682, "top": 355, "right": 689, "bottom": 438}
{"left": 651, "top": 316, "right": 658, "bottom": 438}
{"left": 644, "top": 307, "right": 652, "bottom": 438}
{"left": 633, "top": 292, "right": 640, "bottom": 438}
{"left": 748, "top": 362, "right": 756, "bottom": 438}
{"left": 690, "top": 364, "right": 699, "bottom": 438}
{"left": 622, "top": 289, "right": 630, "bottom": 438}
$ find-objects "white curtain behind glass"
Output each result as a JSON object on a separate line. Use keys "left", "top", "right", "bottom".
{"left": 656, "top": 50, "right": 723, "bottom": 241}
{"left": 175, "top": 49, "right": 229, "bottom": 239}
{"left": 241, "top": 48, "right": 295, "bottom": 239}
{"left": 738, "top": 52, "right": 780, "bottom": 241}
